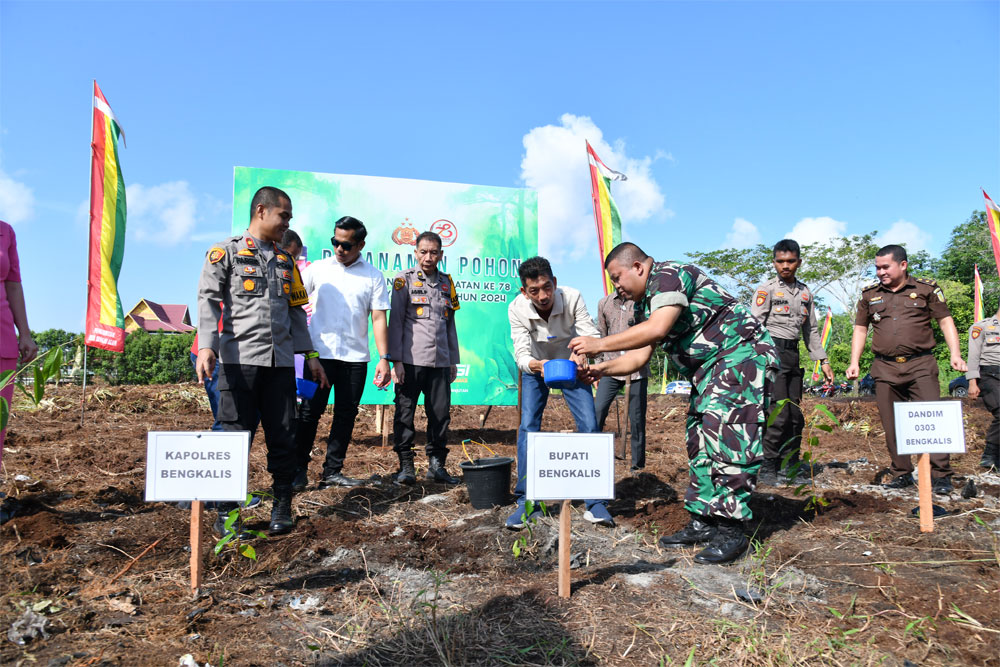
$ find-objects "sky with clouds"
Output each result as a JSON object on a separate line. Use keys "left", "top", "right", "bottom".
{"left": 1, "top": 1, "right": 997, "bottom": 332}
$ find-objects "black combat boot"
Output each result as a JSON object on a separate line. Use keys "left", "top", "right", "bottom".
{"left": 659, "top": 514, "right": 716, "bottom": 547}
{"left": 426, "top": 455, "right": 460, "bottom": 484}
{"left": 757, "top": 458, "right": 780, "bottom": 486}
{"left": 395, "top": 450, "right": 416, "bottom": 485}
{"left": 291, "top": 466, "right": 309, "bottom": 493}
{"left": 268, "top": 485, "right": 294, "bottom": 535}
{"left": 694, "top": 518, "right": 749, "bottom": 565}
{"left": 981, "top": 439, "right": 999, "bottom": 471}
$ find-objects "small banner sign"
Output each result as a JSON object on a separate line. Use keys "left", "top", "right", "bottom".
{"left": 144, "top": 431, "right": 249, "bottom": 502}
{"left": 893, "top": 401, "right": 966, "bottom": 455}
{"left": 526, "top": 432, "right": 615, "bottom": 501}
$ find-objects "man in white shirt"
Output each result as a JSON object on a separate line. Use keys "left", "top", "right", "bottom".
{"left": 505, "top": 256, "right": 614, "bottom": 529}
{"left": 293, "top": 216, "right": 392, "bottom": 490}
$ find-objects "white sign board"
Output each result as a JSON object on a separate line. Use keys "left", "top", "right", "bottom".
{"left": 145, "top": 431, "right": 249, "bottom": 502}
{"left": 894, "top": 401, "right": 966, "bottom": 455}
{"left": 526, "top": 432, "right": 615, "bottom": 501}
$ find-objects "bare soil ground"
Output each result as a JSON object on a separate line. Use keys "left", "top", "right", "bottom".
{"left": 1, "top": 384, "right": 997, "bottom": 667}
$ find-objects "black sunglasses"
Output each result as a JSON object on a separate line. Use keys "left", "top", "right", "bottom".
{"left": 331, "top": 238, "right": 355, "bottom": 252}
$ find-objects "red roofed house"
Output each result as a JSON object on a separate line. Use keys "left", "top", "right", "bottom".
{"left": 123, "top": 299, "right": 196, "bottom": 334}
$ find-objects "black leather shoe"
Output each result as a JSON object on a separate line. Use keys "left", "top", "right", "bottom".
{"left": 426, "top": 457, "right": 460, "bottom": 484}
{"left": 980, "top": 455, "right": 999, "bottom": 471}
{"left": 395, "top": 453, "right": 416, "bottom": 485}
{"left": 659, "top": 516, "right": 716, "bottom": 546}
{"left": 268, "top": 487, "right": 294, "bottom": 535}
{"left": 694, "top": 520, "right": 748, "bottom": 565}
{"left": 291, "top": 467, "right": 309, "bottom": 493}
{"left": 932, "top": 476, "right": 953, "bottom": 495}
{"left": 318, "top": 472, "right": 363, "bottom": 489}
{"left": 882, "top": 473, "right": 915, "bottom": 489}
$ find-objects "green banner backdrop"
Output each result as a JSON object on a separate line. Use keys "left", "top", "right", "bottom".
{"left": 232, "top": 167, "right": 537, "bottom": 406}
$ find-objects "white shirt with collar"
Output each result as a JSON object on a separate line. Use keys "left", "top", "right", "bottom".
{"left": 302, "top": 256, "right": 390, "bottom": 362}
{"left": 508, "top": 286, "right": 600, "bottom": 375}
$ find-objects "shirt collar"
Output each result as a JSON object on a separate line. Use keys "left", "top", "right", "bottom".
{"left": 526, "top": 289, "right": 564, "bottom": 319}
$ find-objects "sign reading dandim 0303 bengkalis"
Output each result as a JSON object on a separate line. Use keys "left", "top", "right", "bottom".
{"left": 233, "top": 166, "right": 538, "bottom": 406}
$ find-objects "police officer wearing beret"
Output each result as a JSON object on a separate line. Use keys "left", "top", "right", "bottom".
{"left": 197, "top": 186, "right": 329, "bottom": 537}
{"left": 968, "top": 307, "right": 1000, "bottom": 470}
{"left": 751, "top": 239, "right": 833, "bottom": 485}
{"left": 846, "top": 244, "right": 967, "bottom": 494}
{"left": 388, "top": 231, "right": 461, "bottom": 485}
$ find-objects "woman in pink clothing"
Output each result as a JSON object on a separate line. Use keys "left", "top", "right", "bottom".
{"left": 1, "top": 220, "right": 38, "bottom": 462}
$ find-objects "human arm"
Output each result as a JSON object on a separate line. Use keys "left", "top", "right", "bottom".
{"left": 584, "top": 345, "right": 656, "bottom": 383}
{"left": 845, "top": 324, "right": 868, "bottom": 380}
{"left": 388, "top": 275, "right": 406, "bottom": 384}
{"left": 509, "top": 302, "right": 544, "bottom": 375}
{"left": 4, "top": 281, "right": 36, "bottom": 364}
{"left": 570, "top": 305, "right": 682, "bottom": 358}
{"left": 937, "top": 316, "right": 968, "bottom": 372}
{"left": 750, "top": 285, "right": 770, "bottom": 323}
{"left": 371, "top": 309, "right": 391, "bottom": 388}
{"left": 196, "top": 248, "right": 227, "bottom": 383}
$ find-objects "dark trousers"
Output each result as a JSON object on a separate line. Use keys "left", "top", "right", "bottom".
{"left": 217, "top": 364, "right": 297, "bottom": 487}
{"left": 294, "top": 358, "right": 367, "bottom": 477}
{"left": 762, "top": 346, "right": 804, "bottom": 461}
{"left": 594, "top": 376, "right": 647, "bottom": 468}
{"left": 980, "top": 366, "right": 999, "bottom": 455}
{"left": 872, "top": 355, "right": 951, "bottom": 479}
{"left": 393, "top": 364, "right": 451, "bottom": 459}
{"left": 190, "top": 352, "right": 222, "bottom": 431}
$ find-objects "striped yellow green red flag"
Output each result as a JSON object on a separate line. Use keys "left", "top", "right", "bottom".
{"left": 85, "top": 81, "right": 127, "bottom": 352}
{"left": 587, "top": 141, "right": 626, "bottom": 296}
{"left": 984, "top": 189, "right": 1000, "bottom": 280}
{"left": 974, "top": 264, "right": 984, "bottom": 322}
{"left": 811, "top": 309, "right": 833, "bottom": 382}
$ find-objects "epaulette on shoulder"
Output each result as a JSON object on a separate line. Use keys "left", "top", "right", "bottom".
{"left": 915, "top": 276, "right": 938, "bottom": 286}
{"left": 861, "top": 281, "right": 880, "bottom": 292}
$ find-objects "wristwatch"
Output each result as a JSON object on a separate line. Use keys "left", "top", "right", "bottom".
{"left": 381, "top": 354, "right": 392, "bottom": 361}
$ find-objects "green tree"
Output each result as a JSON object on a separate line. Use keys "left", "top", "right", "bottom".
{"left": 937, "top": 210, "right": 998, "bottom": 316}
{"left": 89, "top": 330, "right": 196, "bottom": 385}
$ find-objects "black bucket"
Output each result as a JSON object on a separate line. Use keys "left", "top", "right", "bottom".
{"left": 460, "top": 456, "right": 514, "bottom": 509}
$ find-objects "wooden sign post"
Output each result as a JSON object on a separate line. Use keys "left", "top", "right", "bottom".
{"left": 525, "top": 432, "right": 615, "bottom": 599}
{"left": 893, "top": 401, "right": 966, "bottom": 534}
{"left": 145, "top": 431, "right": 250, "bottom": 593}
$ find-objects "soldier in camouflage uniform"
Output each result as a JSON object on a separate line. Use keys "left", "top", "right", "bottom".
{"left": 572, "top": 242, "right": 777, "bottom": 564}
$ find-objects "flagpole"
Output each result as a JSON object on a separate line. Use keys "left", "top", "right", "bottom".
{"left": 81, "top": 81, "right": 96, "bottom": 427}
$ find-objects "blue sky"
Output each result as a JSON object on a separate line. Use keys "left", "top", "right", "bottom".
{"left": 1, "top": 1, "right": 997, "bottom": 333}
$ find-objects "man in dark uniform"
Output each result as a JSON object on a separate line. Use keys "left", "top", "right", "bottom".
{"left": 571, "top": 242, "right": 778, "bottom": 565}
{"left": 846, "top": 244, "right": 967, "bottom": 494}
{"left": 751, "top": 239, "right": 833, "bottom": 484}
{"left": 197, "top": 186, "right": 329, "bottom": 536}
{"left": 388, "top": 231, "right": 461, "bottom": 485}
{"left": 968, "top": 307, "right": 1000, "bottom": 470}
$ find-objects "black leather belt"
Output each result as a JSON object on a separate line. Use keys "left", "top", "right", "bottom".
{"left": 874, "top": 350, "right": 933, "bottom": 364}
{"left": 981, "top": 365, "right": 1000, "bottom": 372}
{"left": 772, "top": 337, "right": 799, "bottom": 350}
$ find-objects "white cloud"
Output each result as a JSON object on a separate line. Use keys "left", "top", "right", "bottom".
{"left": 723, "top": 217, "right": 762, "bottom": 249}
{"left": 0, "top": 169, "right": 35, "bottom": 224}
{"left": 784, "top": 216, "right": 848, "bottom": 247}
{"left": 520, "top": 114, "right": 669, "bottom": 262}
{"left": 876, "top": 219, "right": 931, "bottom": 253}
{"left": 126, "top": 181, "right": 198, "bottom": 243}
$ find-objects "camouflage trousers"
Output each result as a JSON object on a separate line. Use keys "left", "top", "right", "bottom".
{"left": 684, "top": 339, "right": 777, "bottom": 521}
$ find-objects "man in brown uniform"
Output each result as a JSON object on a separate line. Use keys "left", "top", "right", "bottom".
{"left": 751, "top": 239, "right": 833, "bottom": 484}
{"left": 388, "top": 231, "right": 461, "bottom": 485}
{"left": 846, "top": 245, "right": 967, "bottom": 494}
{"left": 968, "top": 308, "right": 1000, "bottom": 470}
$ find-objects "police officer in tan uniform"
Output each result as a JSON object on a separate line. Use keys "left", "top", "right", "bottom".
{"left": 752, "top": 239, "right": 833, "bottom": 484}
{"left": 388, "top": 231, "right": 461, "bottom": 485}
{"left": 197, "top": 186, "right": 329, "bottom": 537}
{"left": 968, "top": 309, "right": 1000, "bottom": 469}
{"left": 846, "top": 245, "right": 967, "bottom": 494}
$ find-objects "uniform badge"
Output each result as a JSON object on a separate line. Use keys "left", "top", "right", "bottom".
{"left": 394, "top": 278, "right": 405, "bottom": 291}
{"left": 208, "top": 247, "right": 225, "bottom": 264}
{"left": 755, "top": 290, "right": 767, "bottom": 306}
{"left": 281, "top": 270, "right": 290, "bottom": 279}
{"left": 244, "top": 266, "right": 255, "bottom": 274}
{"left": 413, "top": 281, "right": 423, "bottom": 287}
{"left": 972, "top": 326, "right": 982, "bottom": 339}
{"left": 411, "top": 296, "right": 429, "bottom": 304}
{"left": 933, "top": 288, "right": 945, "bottom": 302}
{"left": 801, "top": 292, "right": 810, "bottom": 302}
{"left": 277, "top": 254, "right": 288, "bottom": 262}
{"left": 776, "top": 292, "right": 784, "bottom": 298}
{"left": 283, "top": 283, "right": 290, "bottom": 294}
{"left": 872, "top": 313, "right": 881, "bottom": 322}
{"left": 869, "top": 296, "right": 883, "bottom": 304}
{"left": 909, "top": 292, "right": 917, "bottom": 299}
{"left": 237, "top": 249, "right": 254, "bottom": 256}
{"left": 243, "top": 279, "right": 255, "bottom": 291}
{"left": 441, "top": 283, "right": 449, "bottom": 292}
{"left": 245, "top": 238, "right": 256, "bottom": 249}
{"left": 416, "top": 307, "right": 425, "bottom": 316}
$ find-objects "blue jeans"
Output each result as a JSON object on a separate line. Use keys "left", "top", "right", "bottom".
{"left": 515, "top": 373, "right": 605, "bottom": 511}
{"left": 191, "top": 352, "right": 222, "bottom": 431}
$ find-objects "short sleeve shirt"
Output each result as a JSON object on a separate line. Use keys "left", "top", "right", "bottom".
{"left": 0, "top": 221, "right": 20, "bottom": 358}
{"left": 637, "top": 261, "right": 764, "bottom": 377}
{"left": 854, "top": 276, "right": 951, "bottom": 357}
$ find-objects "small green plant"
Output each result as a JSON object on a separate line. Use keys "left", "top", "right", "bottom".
{"left": 213, "top": 496, "right": 267, "bottom": 560}
{"left": 0, "top": 340, "right": 74, "bottom": 431}
{"left": 511, "top": 499, "right": 546, "bottom": 558}
{"left": 904, "top": 616, "right": 935, "bottom": 642}
{"left": 770, "top": 400, "right": 839, "bottom": 512}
